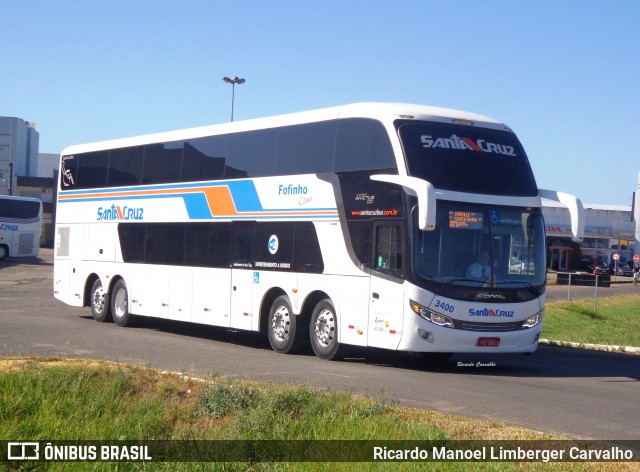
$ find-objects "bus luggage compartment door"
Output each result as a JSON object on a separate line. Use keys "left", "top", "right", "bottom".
{"left": 230, "top": 269, "right": 254, "bottom": 331}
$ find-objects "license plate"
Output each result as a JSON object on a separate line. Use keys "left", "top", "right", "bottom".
{"left": 477, "top": 337, "right": 500, "bottom": 347}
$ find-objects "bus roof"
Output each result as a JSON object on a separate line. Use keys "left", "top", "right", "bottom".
{"left": 61, "top": 102, "right": 509, "bottom": 156}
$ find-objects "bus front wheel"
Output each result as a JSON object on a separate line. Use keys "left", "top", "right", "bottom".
{"left": 267, "top": 295, "right": 305, "bottom": 354}
{"left": 310, "top": 298, "right": 346, "bottom": 360}
{"left": 111, "top": 279, "right": 134, "bottom": 327}
{"left": 0, "top": 245, "right": 8, "bottom": 261}
{"left": 90, "top": 278, "right": 112, "bottom": 322}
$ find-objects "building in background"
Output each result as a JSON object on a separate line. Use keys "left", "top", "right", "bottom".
{"left": 543, "top": 173, "right": 640, "bottom": 272}
{"left": 0, "top": 117, "right": 58, "bottom": 246}
{"left": 0, "top": 117, "right": 39, "bottom": 195}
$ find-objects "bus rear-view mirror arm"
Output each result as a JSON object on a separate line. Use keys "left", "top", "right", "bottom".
{"left": 539, "top": 189, "right": 585, "bottom": 242}
{"left": 370, "top": 175, "right": 436, "bottom": 231}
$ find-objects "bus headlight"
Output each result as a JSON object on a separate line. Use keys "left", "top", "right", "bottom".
{"left": 410, "top": 300, "right": 454, "bottom": 328}
{"left": 521, "top": 311, "right": 543, "bottom": 329}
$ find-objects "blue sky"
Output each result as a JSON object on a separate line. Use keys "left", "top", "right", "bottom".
{"left": 3, "top": 1, "right": 639, "bottom": 204}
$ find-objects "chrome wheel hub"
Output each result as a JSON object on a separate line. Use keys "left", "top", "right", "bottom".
{"left": 314, "top": 309, "right": 335, "bottom": 347}
{"left": 271, "top": 305, "right": 290, "bottom": 341}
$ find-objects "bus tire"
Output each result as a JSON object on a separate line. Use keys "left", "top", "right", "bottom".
{"left": 267, "top": 295, "right": 304, "bottom": 354}
{"left": 111, "top": 279, "right": 134, "bottom": 327}
{"left": 90, "top": 278, "right": 112, "bottom": 322}
{"left": 0, "top": 245, "right": 8, "bottom": 261}
{"left": 310, "top": 298, "right": 345, "bottom": 360}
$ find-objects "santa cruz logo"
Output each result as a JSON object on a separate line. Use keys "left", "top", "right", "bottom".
{"left": 468, "top": 308, "right": 515, "bottom": 317}
{"left": 421, "top": 134, "right": 516, "bottom": 156}
{"left": 97, "top": 204, "right": 144, "bottom": 221}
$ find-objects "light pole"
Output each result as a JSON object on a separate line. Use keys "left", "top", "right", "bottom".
{"left": 222, "top": 76, "right": 245, "bottom": 122}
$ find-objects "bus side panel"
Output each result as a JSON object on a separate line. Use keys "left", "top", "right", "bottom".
{"left": 168, "top": 266, "right": 192, "bottom": 322}
{"left": 334, "top": 276, "right": 370, "bottom": 347}
{"left": 85, "top": 223, "right": 117, "bottom": 262}
{"left": 0, "top": 227, "right": 15, "bottom": 256}
{"left": 297, "top": 274, "right": 369, "bottom": 348}
{"left": 131, "top": 265, "right": 169, "bottom": 318}
{"left": 191, "top": 267, "right": 232, "bottom": 327}
{"left": 368, "top": 276, "right": 404, "bottom": 350}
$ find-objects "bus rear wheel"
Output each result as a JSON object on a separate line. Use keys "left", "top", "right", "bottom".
{"left": 310, "top": 298, "right": 346, "bottom": 360}
{"left": 0, "top": 245, "right": 8, "bottom": 261}
{"left": 267, "top": 295, "right": 305, "bottom": 354}
{"left": 90, "top": 278, "right": 112, "bottom": 322}
{"left": 111, "top": 279, "right": 134, "bottom": 327}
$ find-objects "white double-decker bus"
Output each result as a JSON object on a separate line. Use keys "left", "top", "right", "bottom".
{"left": 54, "top": 103, "right": 584, "bottom": 360}
{"left": 0, "top": 195, "right": 42, "bottom": 261}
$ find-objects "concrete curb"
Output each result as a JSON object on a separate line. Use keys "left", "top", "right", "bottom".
{"left": 540, "top": 338, "right": 640, "bottom": 354}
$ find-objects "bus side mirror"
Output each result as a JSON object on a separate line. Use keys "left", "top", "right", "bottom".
{"left": 539, "top": 189, "right": 585, "bottom": 242}
{"left": 370, "top": 174, "right": 436, "bottom": 231}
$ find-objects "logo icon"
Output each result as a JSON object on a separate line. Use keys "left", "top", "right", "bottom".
{"left": 268, "top": 235, "right": 279, "bottom": 255}
{"left": 8, "top": 442, "right": 40, "bottom": 460}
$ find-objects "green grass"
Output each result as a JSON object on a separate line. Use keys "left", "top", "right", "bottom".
{"left": 542, "top": 294, "right": 640, "bottom": 348}
{"left": 1, "top": 358, "right": 622, "bottom": 471}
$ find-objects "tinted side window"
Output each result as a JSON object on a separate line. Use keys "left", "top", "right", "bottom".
{"left": 293, "top": 222, "right": 324, "bottom": 273}
{"left": 107, "top": 147, "right": 143, "bottom": 187}
{"left": 334, "top": 119, "right": 396, "bottom": 172}
{"left": 185, "top": 223, "right": 231, "bottom": 268}
{"left": 143, "top": 142, "right": 183, "bottom": 184}
{"left": 76, "top": 151, "right": 109, "bottom": 189}
{"left": 226, "top": 129, "right": 277, "bottom": 178}
{"left": 231, "top": 221, "right": 255, "bottom": 268}
{"left": 346, "top": 220, "right": 373, "bottom": 268}
{"left": 118, "top": 224, "right": 146, "bottom": 263}
{"left": 276, "top": 121, "right": 336, "bottom": 175}
{"left": 145, "top": 224, "right": 185, "bottom": 265}
{"left": 183, "top": 137, "right": 227, "bottom": 182}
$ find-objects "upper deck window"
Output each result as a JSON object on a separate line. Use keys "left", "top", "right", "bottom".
{"left": 59, "top": 118, "right": 398, "bottom": 191}
{"left": 398, "top": 121, "right": 538, "bottom": 196}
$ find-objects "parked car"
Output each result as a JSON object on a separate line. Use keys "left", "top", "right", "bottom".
{"left": 509, "top": 259, "right": 535, "bottom": 274}
{"left": 580, "top": 257, "right": 609, "bottom": 275}
{"left": 610, "top": 262, "right": 633, "bottom": 276}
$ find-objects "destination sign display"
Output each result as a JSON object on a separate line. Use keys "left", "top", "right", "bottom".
{"left": 449, "top": 210, "right": 484, "bottom": 229}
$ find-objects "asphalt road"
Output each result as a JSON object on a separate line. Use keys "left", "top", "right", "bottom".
{"left": 1, "top": 249, "right": 639, "bottom": 444}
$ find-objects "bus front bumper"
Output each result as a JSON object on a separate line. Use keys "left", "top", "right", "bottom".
{"left": 397, "top": 312, "right": 542, "bottom": 354}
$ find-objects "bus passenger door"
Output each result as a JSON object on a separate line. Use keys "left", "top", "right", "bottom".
{"left": 368, "top": 224, "right": 404, "bottom": 350}
{"left": 229, "top": 222, "right": 256, "bottom": 331}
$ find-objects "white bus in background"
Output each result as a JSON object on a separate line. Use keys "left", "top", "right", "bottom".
{"left": 53, "top": 103, "right": 584, "bottom": 360}
{"left": 0, "top": 195, "right": 43, "bottom": 261}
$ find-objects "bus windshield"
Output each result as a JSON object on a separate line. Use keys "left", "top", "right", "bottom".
{"left": 398, "top": 121, "right": 538, "bottom": 196}
{"left": 413, "top": 202, "right": 546, "bottom": 288}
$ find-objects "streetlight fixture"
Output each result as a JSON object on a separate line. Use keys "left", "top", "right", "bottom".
{"left": 222, "top": 76, "right": 245, "bottom": 122}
